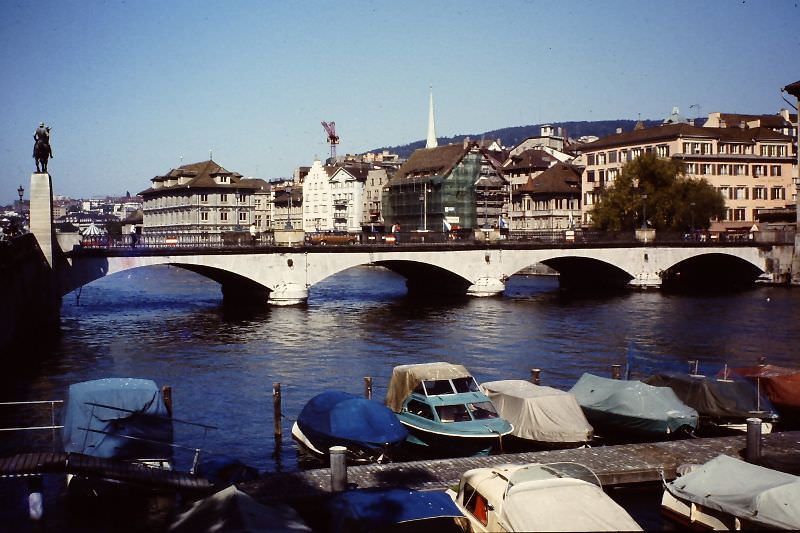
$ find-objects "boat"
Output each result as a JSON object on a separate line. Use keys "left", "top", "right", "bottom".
{"left": 731, "top": 364, "right": 800, "bottom": 426}
{"left": 328, "top": 487, "right": 466, "bottom": 533}
{"left": 385, "top": 362, "right": 513, "bottom": 457}
{"left": 643, "top": 371, "right": 779, "bottom": 434}
{"left": 662, "top": 454, "right": 800, "bottom": 530}
{"left": 291, "top": 390, "right": 408, "bottom": 464}
{"left": 481, "top": 379, "right": 593, "bottom": 449}
{"left": 448, "top": 462, "right": 642, "bottom": 532}
{"left": 62, "top": 377, "right": 174, "bottom": 467}
{"left": 569, "top": 373, "right": 698, "bottom": 440}
{"left": 170, "top": 485, "right": 312, "bottom": 532}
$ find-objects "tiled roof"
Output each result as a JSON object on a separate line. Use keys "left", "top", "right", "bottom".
{"left": 783, "top": 80, "right": 800, "bottom": 98}
{"left": 580, "top": 124, "right": 792, "bottom": 152}
{"left": 503, "top": 148, "right": 555, "bottom": 171}
{"left": 388, "top": 143, "right": 470, "bottom": 185}
{"left": 515, "top": 163, "right": 581, "bottom": 196}
{"left": 139, "top": 160, "right": 260, "bottom": 195}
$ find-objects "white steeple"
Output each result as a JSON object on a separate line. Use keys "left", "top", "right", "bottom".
{"left": 426, "top": 86, "right": 438, "bottom": 149}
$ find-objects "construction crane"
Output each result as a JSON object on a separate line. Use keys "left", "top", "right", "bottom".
{"left": 321, "top": 121, "right": 339, "bottom": 161}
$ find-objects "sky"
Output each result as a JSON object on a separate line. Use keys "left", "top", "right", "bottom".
{"left": 1, "top": 0, "right": 798, "bottom": 203}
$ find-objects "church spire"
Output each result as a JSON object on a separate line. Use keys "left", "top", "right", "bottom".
{"left": 426, "top": 86, "right": 438, "bottom": 149}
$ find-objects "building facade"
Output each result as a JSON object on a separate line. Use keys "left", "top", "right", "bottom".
{"left": 579, "top": 123, "right": 796, "bottom": 227}
{"left": 511, "top": 162, "right": 582, "bottom": 231}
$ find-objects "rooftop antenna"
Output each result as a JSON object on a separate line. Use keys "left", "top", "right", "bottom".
{"left": 209, "top": 149, "right": 213, "bottom": 161}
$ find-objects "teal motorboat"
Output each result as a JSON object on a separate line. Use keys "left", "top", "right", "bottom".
{"left": 386, "top": 362, "right": 513, "bottom": 456}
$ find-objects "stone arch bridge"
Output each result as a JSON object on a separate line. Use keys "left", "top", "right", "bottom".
{"left": 57, "top": 242, "right": 787, "bottom": 306}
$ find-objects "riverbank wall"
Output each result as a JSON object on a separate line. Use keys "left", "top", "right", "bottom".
{"left": 0, "top": 234, "right": 61, "bottom": 356}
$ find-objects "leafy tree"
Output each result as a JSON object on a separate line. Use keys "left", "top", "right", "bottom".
{"left": 590, "top": 153, "right": 725, "bottom": 232}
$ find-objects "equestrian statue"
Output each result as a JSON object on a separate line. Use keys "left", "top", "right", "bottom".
{"left": 33, "top": 122, "right": 53, "bottom": 174}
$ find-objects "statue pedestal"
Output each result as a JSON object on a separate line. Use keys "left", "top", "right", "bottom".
{"left": 635, "top": 228, "right": 656, "bottom": 243}
{"left": 30, "top": 173, "right": 54, "bottom": 267}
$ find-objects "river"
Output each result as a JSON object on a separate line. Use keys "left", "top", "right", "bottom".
{"left": 1, "top": 265, "right": 798, "bottom": 531}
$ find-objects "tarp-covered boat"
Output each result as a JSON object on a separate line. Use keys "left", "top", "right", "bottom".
{"left": 449, "top": 462, "right": 642, "bottom": 532}
{"left": 644, "top": 371, "right": 778, "bottom": 432}
{"left": 569, "top": 373, "right": 698, "bottom": 439}
{"left": 62, "top": 377, "right": 173, "bottom": 461}
{"left": 732, "top": 364, "right": 800, "bottom": 423}
{"left": 662, "top": 454, "right": 800, "bottom": 530}
{"left": 481, "top": 380, "right": 593, "bottom": 448}
{"left": 291, "top": 391, "right": 407, "bottom": 463}
{"left": 386, "top": 362, "right": 512, "bottom": 457}
{"left": 328, "top": 488, "right": 465, "bottom": 533}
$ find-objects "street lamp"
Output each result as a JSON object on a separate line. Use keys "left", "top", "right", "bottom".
{"left": 690, "top": 202, "right": 696, "bottom": 235}
{"left": 17, "top": 185, "right": 24, "bottom": 213}
{"left": 419, "top": 185, "right": 431, "bottom": 231}
{"left": 641, "top": 193, "right": 648, "bottom": 230}
{"left": 285, "top": 186, "right": 293, "bottom": 230}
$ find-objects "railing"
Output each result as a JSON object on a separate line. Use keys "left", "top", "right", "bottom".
{"left": 0, "top": 400, "right": 64, "bottom": 452}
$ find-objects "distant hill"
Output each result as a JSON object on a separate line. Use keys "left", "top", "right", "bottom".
{"left": 373, "top": 119, "right": 666, "bottom": 158}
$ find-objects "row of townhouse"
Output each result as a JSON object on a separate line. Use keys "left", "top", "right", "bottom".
{"left": 578, "top": 112, "right": 797, "bottom": 228}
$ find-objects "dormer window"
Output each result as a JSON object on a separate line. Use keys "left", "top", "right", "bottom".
{"left": 219, "top": 175, "right": 229, "bottom": 184}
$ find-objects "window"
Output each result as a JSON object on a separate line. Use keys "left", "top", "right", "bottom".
{"left": 435, "top": 404, "right": 471, "bottom": 423}
{"left": 254, "top": 215, "right": 262, "bottom": 227}
{"left": 220, "top": 193, "right": 228, "bottom": 203}
{"left": 734, "top": 187, "right": 748, "bottom": 200}
{"left": 462, "top": 485, "right": 489, "bottom": 526}
{"left": 468, "top": 401, "right": 499, "bottom": 420}
{"left": 452, "top": 377, "right": 480, "bottom": 393}
{"left": 219, "top": 176, "right": 229, "bottom": 184}
{"left": 423, "top": 380, "right": 454, "bottom": 395}
{"left": 220, "top": 212, "right": 228, "bottom": 221}
{"left": 597, "top": 153, "right": 606, "bottom": 165}
{"left": 733, "top": 208, "right": 746, "bottom": 221}
{"left": 719, "top": 186, "right": 730, "bottom": 199}
{"left": 200, "top": 194, "right": 208, "bottom": 203}
{"left": 200, "top": 212, "right": 208, "bottom": 222}
{"left": 753, "top": 187, "right": 767, "bottom": 200}
{"left": 771, "top": 165, "right": 782, "bottom": 177}
{"left": 586, "top": 171, "right": 595, "bottom": 183}
{"left": 702, "top": 164, "right": 714, "bottom": 175}
{"left": 406, "top": 399, "right": 434, "bottom": 420}
{"left": 239, "top": 212, "right": 247, "bottom": 222}
{"left": 734, "top": 165, "right": 747, "bottom": 176}
{"left": 656, "top": 145, "right": 669, "bottom": 157}
{"left": 598, "top": 170, "right": 606, "bottom": 184}
{"left": 753, "top": 165, "right": 766, "bottom": 177}
{"left": 718, "top": 164, "right": 730, "bottom": 176}
{"left": 238, "top": 193, "right": 247, "bottom": 202}
{"left": 771, "top": 187, "right": 786, "bottom": 201}
{"left": 608, "top": 151, "right": 617, "bottom": 164}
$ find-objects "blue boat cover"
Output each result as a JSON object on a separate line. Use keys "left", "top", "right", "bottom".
{"left": 62, "top": 378, "right": 173, "bottom": 459}
{"left": 328, "top": 488, "right": 463, "bottom": 533}
{"left": 297, "top": 391, "right": 407, "bottom": 449}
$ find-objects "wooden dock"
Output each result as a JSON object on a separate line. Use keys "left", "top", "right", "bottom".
{"left": 241, "top": 431, "right": 800, "bottom": 503}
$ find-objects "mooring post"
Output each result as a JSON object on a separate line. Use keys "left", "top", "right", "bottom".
{"left": 530, "top": 368, "right": 541, "bottom": 385}
{"left": 364, "top": 376, "right": 373, "bottom": 400}
{"left": 746, "top": 418, "right": 762, "bottom": 461}
{"left": 161, "top": 385, "right": 173, "bottom": 417}
{"left": 273, "top": 382, "right": 282, "bottom": 439}
{"left": 611, "top": 364, "right": 622, "bottom": 380}
{"left": 329, "top": 446, "right": 348, "bottom": 492}
{"left": 28, "top": 476, "right": 43, "bottom": 521}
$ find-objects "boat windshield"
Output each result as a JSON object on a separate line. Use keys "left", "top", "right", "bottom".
{"left": 453, "top": 377, "right": 480, "bottom": 393}
{"left": 424, "top": 380, "right": 455, "bottom": 395}
{"left": 468, "top": 401, "right": 499, "bottom": 420}
{"left": 435, "top": 404, "right": 472, "bottom": 423}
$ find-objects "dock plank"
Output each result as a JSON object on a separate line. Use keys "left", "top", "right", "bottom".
{"left": 241, "top": 431, "right": 800, "bottom": 503}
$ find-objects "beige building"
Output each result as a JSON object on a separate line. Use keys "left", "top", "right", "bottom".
{"left": 140, "top": 160, "right": 267, "bottom": 237}
{"left": 579, "top": 123, "right": 796, "bottom": 227}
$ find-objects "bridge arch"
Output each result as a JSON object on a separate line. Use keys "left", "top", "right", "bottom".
{"left": 660, "top": 252, "right": 765, "bottom": 290}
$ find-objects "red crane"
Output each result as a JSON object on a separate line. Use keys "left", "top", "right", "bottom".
{"left": 321, "top": 121, "right": 339, "bottom": 161}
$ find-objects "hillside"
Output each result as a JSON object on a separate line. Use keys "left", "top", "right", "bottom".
{"left": 373, "top": 119, "right": 665, "bottom": 158}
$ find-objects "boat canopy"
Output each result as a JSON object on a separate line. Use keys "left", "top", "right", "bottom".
{"left": 328, "top": 488, "right": 464, "bottom": 533}
{"left": 62, "top": 378, "right": 173, "bottom": 460}
{"left": 297, "top": 391, "right": 407, "bottom": 448}
{"left": 732, "top": 365, "right": 800, "bottom": 410}
{"left": 644, "top": 372, "right": 774, "bottom": 419}
{"left": 481, "top": 380, "right": 593, "bottom": 443}
{"left": 569, "top": 373, "right": 698, "bottom": 434}
{"left": 665, "top": 454, "right": 800, "bottom": 529}
{"left": 386, "top": 362, "right": 473, "bottom": 412}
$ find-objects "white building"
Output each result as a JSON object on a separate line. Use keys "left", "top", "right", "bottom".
{"left": 302, "top": 160, "right": 370, "bottom": 233}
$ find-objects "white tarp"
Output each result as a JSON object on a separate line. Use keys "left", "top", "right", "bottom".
{"left": 385, "top": 362, "right": 472, "bottom": 412}
{"left": 481, "top": 380, "right": 593, "bottom": 444}
{"left": 503, "top": 478, "right": 642, "bottom": 531}
{"left": 665, "top": 455, "right": 800, "bottom": 529}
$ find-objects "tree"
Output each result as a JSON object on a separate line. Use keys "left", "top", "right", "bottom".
{"left": 590, "top": 153, "right": 725, "bottom": 232}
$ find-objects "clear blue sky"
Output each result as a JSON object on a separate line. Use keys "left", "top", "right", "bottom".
{"left": 1, "top": 0, "right": 798, "bottom": 202}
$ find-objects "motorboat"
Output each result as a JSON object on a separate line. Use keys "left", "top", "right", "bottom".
{"left": 643, "top": 371, "right": 778, "bottom": 434}
{"left": 291, "top": 390, "right": 407, "bottom": 464}
{"left": 385, "top": 362, "right": 512, "bottom": 457}
{"left": 448, "top": 462, "right": 642, "bottom": 532}
{"left": 662, "top": 454, "right": 800, "bottom": 530}
{"left": 328, "top": 487, "right": 466, "bottom": 533}
{"left": 481, "top": 379, "right": 593, "bottom": 449}
{"left": 569, "top": 373, "right": 698, "bottom": 440}
{"left": 731, "top": 364, "right": 800, "bottom": 426}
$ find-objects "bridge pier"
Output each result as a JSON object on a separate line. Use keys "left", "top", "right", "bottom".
{"left": 269, "top": 282, "right": 309, "bottom": 306}
{"left": 627, "top": 271, "right": 662, "bottom": 289}
{"left": 466, "top": 277, "right": 506, "bottom": 297}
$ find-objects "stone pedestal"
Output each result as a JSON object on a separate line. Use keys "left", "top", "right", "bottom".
{"left": 635, "top": 228, "right": 656, "bottom": 243}
{"left": 29, "top": 173, "right": 54, "bottom": 267}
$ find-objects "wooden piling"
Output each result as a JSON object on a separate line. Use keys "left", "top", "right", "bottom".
{"left": 364, "top": 377, "right": 373, "bottom": 400}
{"left": 273, "top": 383, "right": 282, "bottom": 439}
{"left": 611, "top": 365, "right": 622, "bottom": 380}
{"left": 746, "top": 418, "right": 762, "bottom": 461}
{"left": 161, "top": 386, "right": 173, "bottom": 417}
{"left": 530, "top": 368, "right": 541, "bottom": 385}
{"left": 329, "top": 446, "right": 348, "bottom": 492}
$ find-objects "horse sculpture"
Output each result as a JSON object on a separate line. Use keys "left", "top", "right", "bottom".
{"left": 34, "top": 139, "right": 51, "bottom": 174}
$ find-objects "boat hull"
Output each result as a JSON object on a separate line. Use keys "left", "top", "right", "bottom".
{"left": 399, "top": 418, "right": 506, "bottom": 457}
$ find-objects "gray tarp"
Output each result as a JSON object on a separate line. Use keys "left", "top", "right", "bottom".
{"left": 665, "top": 455, "right": 800, "bottom": 529}
{"left": 385, "top": 362, "right": 472, "bottom": 412}
{"left": 481, "top": 380, "right": 593, "bottom": 443}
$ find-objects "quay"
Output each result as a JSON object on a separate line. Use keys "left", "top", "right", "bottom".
{"left": 241, "top": 431, "right": 800, "bottom": 503}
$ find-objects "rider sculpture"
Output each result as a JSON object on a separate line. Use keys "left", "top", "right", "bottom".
{"left": 33, "top": 121, "right": 53, "bottom": 173}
